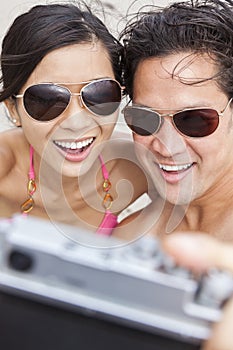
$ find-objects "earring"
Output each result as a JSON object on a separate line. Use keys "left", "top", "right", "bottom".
{"left": 3, "top": 104, "right": 21, "bottom": 126}
{"left": 12, "top": 118, "right": 21, "bottom": 127}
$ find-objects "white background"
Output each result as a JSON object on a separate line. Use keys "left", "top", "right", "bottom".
{"left": 0, "top": 0, "right": 170, "bottom": 38}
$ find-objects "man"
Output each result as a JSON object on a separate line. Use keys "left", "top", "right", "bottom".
{"left": 121, "top": 0, "right": 233, "bottom": 240}
{"left": 119, "top": 1, "right": 233, "bottom": 348}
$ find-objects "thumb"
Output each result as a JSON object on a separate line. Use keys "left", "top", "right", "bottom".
{"left": 162, "top": 233, "right": 233, "bottom": 273}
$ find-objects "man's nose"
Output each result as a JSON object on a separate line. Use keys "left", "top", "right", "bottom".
{"left": 151, "top": 117, "right": 187, "bottom": 157}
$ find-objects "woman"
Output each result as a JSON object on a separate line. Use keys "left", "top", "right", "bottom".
{"left": 0, "top": 2, "right": 150, "bottom": 236}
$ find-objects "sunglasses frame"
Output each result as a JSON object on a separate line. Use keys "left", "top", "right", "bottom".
{"left": 14, "top": 78, "right": 124, "bottom": 122}
{"left": 123, "top": 97, "right": 233, "bottom": 137}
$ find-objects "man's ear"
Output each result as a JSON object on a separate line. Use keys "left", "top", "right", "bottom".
{"left": 3, "top": 98, "right": 21, "bottom": 127}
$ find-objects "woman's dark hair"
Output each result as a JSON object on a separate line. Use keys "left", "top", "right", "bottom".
{"left": 0, "top": 2, "right": 123, "bottom": 101}
{"left": 121, "top": 0, "right": 233, "bottom": 99}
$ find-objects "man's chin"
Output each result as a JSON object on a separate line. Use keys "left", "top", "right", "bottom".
{"left": 159, "top": 190, "right": 194, "bottom": 207}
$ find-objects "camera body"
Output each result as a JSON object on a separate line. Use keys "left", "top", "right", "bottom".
{"left": 0, "top": 215, "right": 232, "bottom": 348}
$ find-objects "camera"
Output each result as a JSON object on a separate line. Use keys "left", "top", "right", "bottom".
{"left": 0, "top": 215, "right": 232, "bottom": 350}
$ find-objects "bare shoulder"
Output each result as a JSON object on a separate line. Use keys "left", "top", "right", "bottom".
{"left": 105, "top": 138, "right": 151, "bottom": 200}
{"left": 116, "top": 156, "right": 148, "bottom": 188}
{"left": 0, "top": 128, "right": 26, "bottom": 178}
{"left": 105, "top": 136, "right": 142, "bottom": 166}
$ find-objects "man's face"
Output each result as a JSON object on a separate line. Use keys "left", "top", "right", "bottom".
{"left": 131, "top": 52, "right": 233, "bottom": 205}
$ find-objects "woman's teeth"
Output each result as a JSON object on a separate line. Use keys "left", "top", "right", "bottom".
{"left": 159, "top": 163, "right": 192, "bottom": 172}
{"left": 54, "top": 137, "right": 94, "bottom": 150}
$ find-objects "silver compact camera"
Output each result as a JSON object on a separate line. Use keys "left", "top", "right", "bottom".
{"left": 0, "top": 215, "right": 232, "bottom": 347}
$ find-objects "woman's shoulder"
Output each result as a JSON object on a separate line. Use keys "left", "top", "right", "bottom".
{"left": 0, "top": 128, "right": 26, "bottom": 178}
{"left": 107, "top": 142, "right": 147, "bottom": 182}
{"left": 106, "top": 133, "right": 142, "bottom": 168}
{"left": 103, "top": 135, "right": 150, "bottom": 191}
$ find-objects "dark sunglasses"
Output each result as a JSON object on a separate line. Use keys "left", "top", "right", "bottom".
{"left": 123, "top": 98, "right": 233, "bottom": 137}
{"left": 14, "top": 78, "right": 123, "bottom": 122}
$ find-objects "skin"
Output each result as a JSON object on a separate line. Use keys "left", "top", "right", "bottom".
{"left": 10, "top": 43, "right": 118, "bottom": 177}
{"left": 130, "top": 52, "right": 233, "bottom": 240}
{"left": 125, "top": 51, "right": 233, "bottom": 349}
{"left": 0, "top": 42, "right": 148, "bottom": 231}
{"left": 163, "top": 233, "right": 233, "bottom": 350}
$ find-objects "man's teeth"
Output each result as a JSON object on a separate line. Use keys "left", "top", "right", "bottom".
{"left": 55, "top": 138, "right": 94, "bottom": 150}
{"left": 159, "top": 163, "right": 192, "bottom": 171}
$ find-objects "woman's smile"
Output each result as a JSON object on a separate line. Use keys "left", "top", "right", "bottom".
{"left": 53, "top": 136, "right": 95, "bottom": 162}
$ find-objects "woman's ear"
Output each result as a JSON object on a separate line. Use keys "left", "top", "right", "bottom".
{"left": 3, "top": 98, "right": 21, "bottom": 127}
{"left": 229, "top": 102, "right": 233, "bottom": 130}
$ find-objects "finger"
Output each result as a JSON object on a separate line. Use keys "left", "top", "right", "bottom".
{"left": 162, "top": 233, "right": 233, "bottom": 273}
{"left": 201, "top": 297, "right": 233, "bottom": 350}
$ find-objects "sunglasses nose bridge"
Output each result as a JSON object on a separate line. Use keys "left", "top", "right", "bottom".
{"left": 156, "top": 112, "right": 173, "bottom": 129}
{"left": 160, "top": 112, "right": 182, "bottom": 133}
{"left": 71, "top": 92, "right": 84, "bottom": 109}
{"left": 160, "top": 112, "right": 174, "bottom": 119}
{"left": 156, "top": 112, "right": 182, "bottom": 138}
{"left": 152, "top": 117, "right": 187, "bottom": 156}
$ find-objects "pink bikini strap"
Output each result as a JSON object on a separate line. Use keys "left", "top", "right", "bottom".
{"left": 20, "top": 145, "right": 36, "bottom": 213}
{"left": 98, "top": 154, "right": 109, "bottom": 180}
{"left": 29, "top": 148, "right": 107, "bottom": 182}
{"left": 97, "top": 155, "right": 116, "bottom": 236}
{"left": 25, "top": 147, "right": 115, "bottom": 231}
{"left": 29, "top": 145, "right": 35, "bottom": 180}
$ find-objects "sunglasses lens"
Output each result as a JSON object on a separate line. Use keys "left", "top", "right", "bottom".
{"left": 174, "top": 109, "right": 219, "bottom": 137}
{"left": 24, "top": 84, "right": 70, "bottom": 121}
{"left": 81, "top": 80, "right": 122, "bottom": 116}
{"left": 124, "top": 106, "right": 160, "bottom": 136}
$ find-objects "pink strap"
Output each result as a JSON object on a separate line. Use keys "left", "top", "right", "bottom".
{"left": 27, "top": 147, "right": 116, "bottom": 235}
{"left": 29, "top": 145, "right": 35, "bottom": 180}
{"left": 98, "top": 154, "right": 109, "bottom": 179}
{"left": 96, "top": 210, "right": 118, "bottom": 236}
{"left": 97, "top": 155, "right": 117, "bottom": 235}
{"left": 29, "top": 147, "right": 106, "bottom": 183}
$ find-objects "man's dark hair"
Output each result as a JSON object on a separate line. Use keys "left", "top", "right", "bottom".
{"left": 121, "top": 0, "right": 233, "bottom": 99}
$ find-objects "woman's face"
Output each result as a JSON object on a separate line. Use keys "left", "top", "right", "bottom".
{"left": 12, "top": 42, "right": 120, "bottom": 177}
{"left": 131, "top": 52, "right": 233, "bottom": 205}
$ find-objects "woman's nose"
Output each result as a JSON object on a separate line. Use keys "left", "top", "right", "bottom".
{"left": 58, "top": 95, "right": 93, "bottom": 129}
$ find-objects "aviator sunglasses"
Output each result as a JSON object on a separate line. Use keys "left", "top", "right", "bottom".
{"left": 14, "top": 78, "right": 123, "bottom": 122}
{"left": 123, "top": 98, "right": 233, "bottom": 137}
